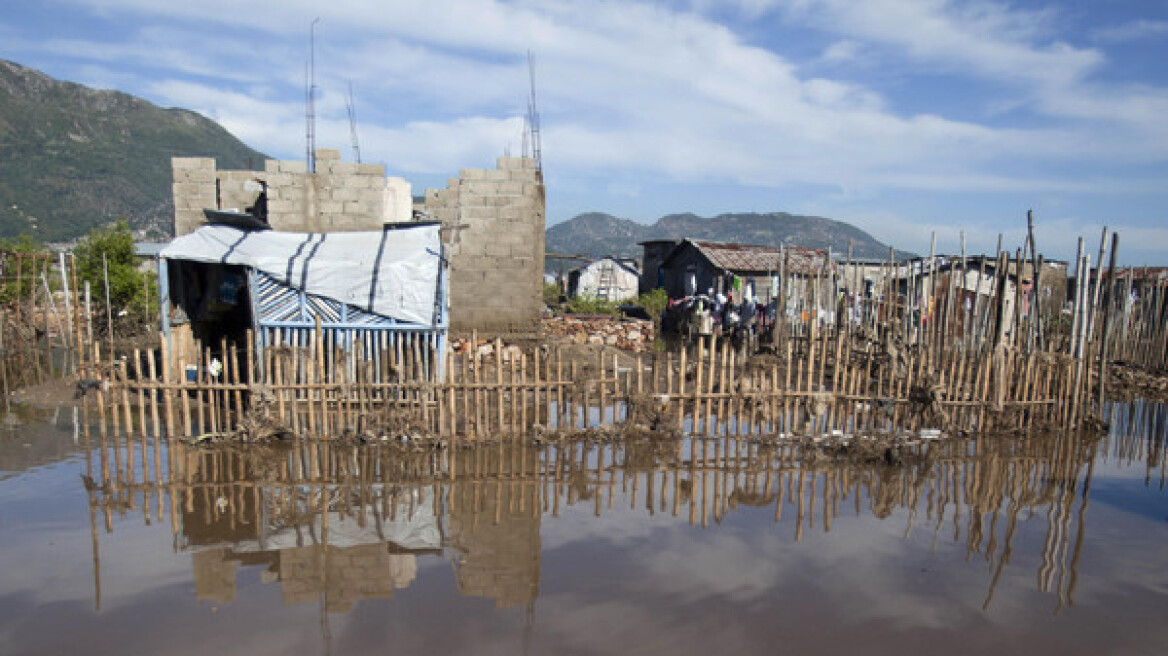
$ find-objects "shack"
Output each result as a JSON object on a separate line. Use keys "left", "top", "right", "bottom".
{"left": 567, "top": 257, "right": 640, "bottom": 301}
{"left": 658, "top": 239, "right": 830, "bottom": 303}
{"left": 158, "top": 221, "right": 447, "bottom": 382}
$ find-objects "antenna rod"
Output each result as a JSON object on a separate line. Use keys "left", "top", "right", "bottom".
{"left": 346, "top": 82, "right": 361, "bottom": 164}
{"left": 307, "top": 17, "right": 320, "bottom": 172}
{"left": 526, "top": 50, "right": 542, "bottom": 175}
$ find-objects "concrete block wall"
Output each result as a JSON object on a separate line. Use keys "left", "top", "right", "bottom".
{"left": 425, "top": 156, "right": 545, "bottom": 333}
{"left": 172, "top": 150, "right": 545, "bottom": 334}
{"left": 172, "top": 157, "right": 219, "bottom": 236}
{"left": 172, "top": 149, "right": 408, "bottom": 236}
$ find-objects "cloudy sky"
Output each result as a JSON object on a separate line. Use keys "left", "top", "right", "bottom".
{"left": 2, "top": 0, "right": 1167, "bottom": 263}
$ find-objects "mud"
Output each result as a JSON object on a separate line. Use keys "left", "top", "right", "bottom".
{"left": 1106, "top": 362, "right": 1168, "bottom": 401}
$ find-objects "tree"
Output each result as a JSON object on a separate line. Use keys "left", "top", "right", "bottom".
{"left": 73, "top": 220, "right": 155, "bottom": 328}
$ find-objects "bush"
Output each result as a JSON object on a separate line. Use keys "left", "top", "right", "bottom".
{"left": 634, "top": 288, "right": 668, "bottom": 321}
{"left": 543, "top": 281, "right": 564, "bottom": 307}
{"left": 73, "top": 220, "right": 156, "bottom": 328}
{"left": 564, "top": 294, "right": 620, "bottom": 316}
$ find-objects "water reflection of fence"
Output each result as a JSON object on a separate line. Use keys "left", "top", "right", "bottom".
{"left": 1105, "top": 400, "right": 1167, "bottom": 488}
{"left": 98, "top": 325, "right": 1098, "bottom": 442}
{"left": 83, "top": 426, "right": 1129, "bottom": 613}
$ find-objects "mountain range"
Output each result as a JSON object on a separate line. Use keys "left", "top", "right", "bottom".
{"left": 546, "top": 211, "right": 911, "bottom": 268}
{"left": 0, "top": 59, "right": 266, "bottom": 242}
{"left": 2, "top": 59, "right": 907, "bottom": 262}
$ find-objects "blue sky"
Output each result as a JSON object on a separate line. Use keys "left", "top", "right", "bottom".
{"left": 2, "top": 0, "right": 1167, "bottom": 263}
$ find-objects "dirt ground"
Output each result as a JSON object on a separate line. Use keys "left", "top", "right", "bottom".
{"left": 7, "top": 377, "right": 82, "bottom": 408}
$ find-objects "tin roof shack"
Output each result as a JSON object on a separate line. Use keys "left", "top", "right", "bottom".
{"left": 567, "top": 257, "right": 640, "bottom": 302}
{"left": 638, "top": 239, "right": 681, "bottom": 294}
{"left": 158, "top": 222, "right": 447, "bottom": 383}
{"left": 659, "top": 239, "right": 830, "bottom": 304}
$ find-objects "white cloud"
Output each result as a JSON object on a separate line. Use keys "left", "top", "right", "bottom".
{"left": 4, "top": 0, "right": 1166, "bottom": 256}
{"left": 780, "top": 0, "right": 1099, "bottom": 86}
{"left": 1092, "top": 19, "right": 1168, "bottom": 43}
{"left": 820, "top": 39, "right": 862, "bottom": 63}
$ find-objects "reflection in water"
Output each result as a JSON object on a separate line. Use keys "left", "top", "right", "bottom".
{"left": 79, "top": 405, "right": 1168, "bottom": 621}
{"left": 1106, "top": 400, "right": 1167, "bottom": 488}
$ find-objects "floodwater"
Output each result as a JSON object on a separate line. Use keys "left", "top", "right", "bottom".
{"left": 1, "top": 401, "right": 1166, "bottom": 656}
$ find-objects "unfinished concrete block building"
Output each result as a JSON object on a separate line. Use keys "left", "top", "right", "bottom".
{"left": 172, "top": 149, "right": 544, "bottom": 333}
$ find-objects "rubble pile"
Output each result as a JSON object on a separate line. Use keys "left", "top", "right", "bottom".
{"left": 542, "top": 315, "right": 656, "bottom": 352}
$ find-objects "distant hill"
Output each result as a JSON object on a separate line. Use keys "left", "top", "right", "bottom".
{"left": 546, "top": 211, "right": 913, "bottom": 269}
{"left": 0, "top": 59, "right": 267, "bottom": 242}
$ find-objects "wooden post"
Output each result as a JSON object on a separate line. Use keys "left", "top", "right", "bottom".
{"left": 1097, "top": 232, "right": 1119, "bottom": 405}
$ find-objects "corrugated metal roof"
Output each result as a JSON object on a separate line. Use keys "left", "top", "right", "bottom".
{"left": 687, "top": 240, "right": 829, "bottom": 275}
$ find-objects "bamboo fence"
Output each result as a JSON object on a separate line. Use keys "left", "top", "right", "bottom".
{"left": 0, "top": 237, "right": 1163, "bottom": 442}
{"left": 79, "top": 424, "right": 1133, "bottom": 613}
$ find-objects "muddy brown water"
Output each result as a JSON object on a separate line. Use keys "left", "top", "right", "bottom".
{"left": 1, "top": 400, "right": 1166, "bottom": 655}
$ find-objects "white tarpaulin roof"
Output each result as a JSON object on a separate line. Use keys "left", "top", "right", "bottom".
{"left": 160, "top": 224, "right": 442, "bottom": 326}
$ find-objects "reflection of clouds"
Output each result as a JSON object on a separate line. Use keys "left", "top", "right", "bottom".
{"left": 540, "top": 500, "right": 690, "bottom": 550}
{"left": 0, "top": 511, "right": 191, "bottom": 608}
{"left": 540, "top": 478, "right": 1168, "bottom": 637}
{"left": 0, "top": 458, "right": 190, "bottom": 610}
{"left": 639, "top": 532, "right": 785, "bottom": 602}
{"left": 532, "top": 596, "right": 759, "bottom": 655}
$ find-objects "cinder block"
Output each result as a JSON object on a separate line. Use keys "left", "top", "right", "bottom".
{"left": 357, "top": 162, "right": 386, "bottom": 176}
{"left": 329, "top": 162, "right": 359, "bottom": 176}
{"left": 497, "top": 157, "right": 529, "bottom": 170}
{"left": 172, "top": 157, "right": 214, "bottom": 171}
{"left": 497, "top": 207, "right": 531, "bottom": 221}
{"left": 172, "top": 182, "right": 206, "bottom": 199}
{"left": 221, "top": 170, "right": 255, "bottom": 182}
{"left": 279, "top": 159, "right": 308, "bottom": 174}
{"left": 466, "top": 207, "right": 500, "bottom": 220}
{"left": 458, "top": 168, "right": 489, "bottom": 181}
{"left": 315, "top": 148, "right": 341, "bottom": 161}
{"left": 430, "top": 207, "right": 458, "bottom": 222}
{"left": 265, "top": 173, "right": 296, "bottom": 189}
{"left": 181, "top": 169, "right": 216, "bottom": 184}
{"left": 327, "top": 187, "right": 358, "bottom": 202}
{"left": 344, "top": 173, "right": 379, "bottom": 189}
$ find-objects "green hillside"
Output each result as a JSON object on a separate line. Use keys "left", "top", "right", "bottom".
{"left": 0, "top": 59, "right": 267, "bottom": 242}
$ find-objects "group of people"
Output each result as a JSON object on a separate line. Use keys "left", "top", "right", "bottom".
{"left": 663, "top": 289, "right": 778, "bottom": 346}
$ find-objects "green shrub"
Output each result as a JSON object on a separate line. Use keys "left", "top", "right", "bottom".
{"left": 543, "top": 281, "right": 564, "bottom": 307}
{"left": 564, "top": 294, "right": 620, "bottom": 316}
{"left": 634, "top": 288, "right": 668, "bottom": 321}
{"left": 73, "top": 220, "right": 156, "bottom": 326}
